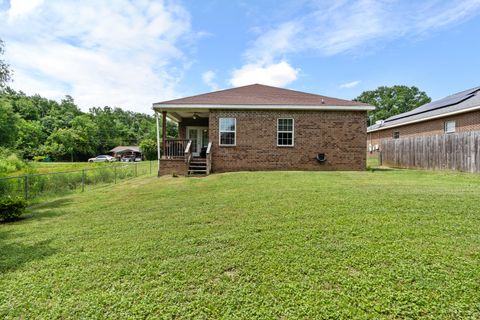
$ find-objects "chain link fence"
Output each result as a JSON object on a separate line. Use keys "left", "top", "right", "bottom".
{"left": 0, "top": 161, "right": 155, "bottom": 201}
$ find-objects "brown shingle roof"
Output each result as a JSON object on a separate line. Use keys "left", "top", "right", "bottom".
{"left": 154, "top": 84, "right": 368, "bottom": 106}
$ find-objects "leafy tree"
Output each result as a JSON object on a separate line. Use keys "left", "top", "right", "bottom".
{"left": 139, "top": 138, "right": 157, "bottom": 160}
{"left": 12, "top": 96, "right": 39, "bottom": 121}
{"left": 0, "top": 39, "right": 11, "bottom": 90}
{"left": 0, "top": 99, "right": 19, "bottom": 147}
{"left": 44, "top": 128, "right": 79, "bottom": 162}
{"left": 354, "top": 86, "right": 431, "bottom": 125}
{"left": 15, "top": 119, "right": 46, "bottom": 159}
{"left": 70, "top": 115, "right": 99, "bottom": 158}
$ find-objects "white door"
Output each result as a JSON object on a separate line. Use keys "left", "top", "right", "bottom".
{"left": 186, "top": 127, "right": 208, "bottom": 157}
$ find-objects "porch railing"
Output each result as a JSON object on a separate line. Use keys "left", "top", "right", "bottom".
{"left": 206, "top": 142, "right": 212, "bottom": 175}
{"left": 184, "top": 140, "right": 193, "bottom": 167}
{"left": 163, "top": 139, "right": 190, "bottom": 159}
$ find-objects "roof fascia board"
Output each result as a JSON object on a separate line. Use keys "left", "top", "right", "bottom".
{"left": 367, "top": 104, "right": 480, "bottom": 133}
{"left": 152, "top": 104, "right": 374, "bottom": 111}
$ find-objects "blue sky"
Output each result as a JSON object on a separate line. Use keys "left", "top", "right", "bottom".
{"left": 0, "top": 0, "right": 479, "bottom": 113}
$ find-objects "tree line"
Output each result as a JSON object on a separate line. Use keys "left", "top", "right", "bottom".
{"left": 0, "top": 88, "right": 177, "bottom": 161}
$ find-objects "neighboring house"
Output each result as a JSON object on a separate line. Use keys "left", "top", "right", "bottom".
{"left": 109, "top": 146, "right": 142, "bottom": 160}
{"left": 367, "top": 86, "right": 480, "bottom": 152}
{"left": 153, "top": 84, "right": 374, "bottom": 176}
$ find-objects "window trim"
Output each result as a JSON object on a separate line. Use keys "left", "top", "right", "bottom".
{"left": 218, "top": 117, "right": 236, "bottom": 146}
{"left": 444, "top": 120, "right": 456, "bottom": 134}
{"left": 392, "top": 131, "right": 400, "bottom": 139}
{"left": 277, "top": 118, "right": 294, "bottom": 147}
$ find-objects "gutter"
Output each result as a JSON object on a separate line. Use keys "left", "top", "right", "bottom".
{"left": 152, "top": 103, "right": 375, "bottom": 112}
{"left": 367, "top": 104, "right": 480, "bottom": 133}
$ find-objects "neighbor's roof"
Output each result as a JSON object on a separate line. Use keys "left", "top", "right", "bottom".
{"left": 368, "top": 86, "right": 480, "bottom": 132}
{"left": 153, "top": 84, "right": 373, "bottom": 110}
{"left": 110, "top": 146, "right": 141, "bottom": 153}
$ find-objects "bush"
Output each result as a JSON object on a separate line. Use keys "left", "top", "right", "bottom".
{"left": 0, "top": 150, "right": 28, "bottom": 175}
{"left": 0, "top": 196, "right": 27, "bottom": 221}
{"left": 33, "top": 155, "right": 46, "bottom": 162}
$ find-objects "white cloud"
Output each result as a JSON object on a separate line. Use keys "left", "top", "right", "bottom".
{"left": 7, "top": 0, "right": 44, "bottom": 20}
{"left": 245, "top": 22, "right": 301, "bottom": 65}
{"left": 340, "top": 80, "right": 361, "bottom": 89}
{"left": 231, "top": 0, "right": 480, "bottom": 86}
{"left": 246, "top": 0, "right": 480, "bottom": 59}
{"left": 230, "top": 61, "right": 299, "bottom": 87}
{"left": 0, "top": 0, "right": 194, "bottom": 113}
{"left": 202, "top": 70, "right": 218, "bottom": 91}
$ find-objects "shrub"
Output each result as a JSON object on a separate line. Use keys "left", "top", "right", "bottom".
{"left": 33, "top": 155, "right": 46, "bottom": 162}
{"left": 0, "top": 151, "right": 27, "bottom": 175}
{"left": 0, "top": 196, "right": 27, "bottom": 221}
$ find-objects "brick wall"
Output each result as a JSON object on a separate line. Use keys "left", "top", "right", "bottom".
{"left": 209, "top": 110, "right": 367, "bottom": 172}
{"left": 367, "top": 110, "right": 480, "bottom": 151}
{"left": 159, "top": 159, "right": 187, "bottom": 176}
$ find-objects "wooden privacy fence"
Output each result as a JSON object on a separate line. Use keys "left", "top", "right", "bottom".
{"left": 380, "top": 131, "right": 480, "bottom": 173}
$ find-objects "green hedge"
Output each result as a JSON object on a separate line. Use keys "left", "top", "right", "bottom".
{"left": 0, "top": 196, "right": 27, "bottom": 221}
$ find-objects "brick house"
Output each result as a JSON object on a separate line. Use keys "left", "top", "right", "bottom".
{"left": 152, "top": 84, "right": 374, "bottom": 176}
{"left": 367, "top": 86, "right": 480, "bottom": 152}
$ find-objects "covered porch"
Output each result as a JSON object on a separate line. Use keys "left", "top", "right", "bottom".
{"left": 154, "top": 108, "right": 212, "bottom": 176}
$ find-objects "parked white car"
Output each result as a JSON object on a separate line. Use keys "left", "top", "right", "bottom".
{"left": 88, "top": 155, "right": 116, "bottom": 163}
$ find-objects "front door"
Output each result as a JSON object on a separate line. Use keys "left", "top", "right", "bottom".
{"left": 186, "top": 127, "right": 209, "bottom": 157}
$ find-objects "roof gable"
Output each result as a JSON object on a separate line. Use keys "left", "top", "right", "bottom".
{"left": 154, "top": 84, "right": 368, "bottom": 107}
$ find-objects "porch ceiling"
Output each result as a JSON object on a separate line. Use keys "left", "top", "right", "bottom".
{"left": 162, "top": 109, "right": 209, "bottom": 122}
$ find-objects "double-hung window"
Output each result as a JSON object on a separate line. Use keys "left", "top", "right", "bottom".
{"left": 277, "top": 118, "right": 294, "bottom": 146}
{"left": 444, "top": 121, "right": 456, "bottom": 134}
{"left": 219, "top": 118, "right": 236, "bottom": 146}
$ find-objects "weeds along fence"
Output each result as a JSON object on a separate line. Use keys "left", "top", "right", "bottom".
{"left": 0, "top": 161, "right": 155, "bottom": 201}
{"left": 381, "top": 131, "right": 480, "bottom": 173}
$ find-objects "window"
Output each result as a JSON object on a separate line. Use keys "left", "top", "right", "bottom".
{"left": 393, "top": 131, "right": 400, "bottom": 139}
{"left": 445, "top": 121, "right": 456, "bottom": 134}
{"left": 219, "top": 118, "right": 236, "bottom": 146}
{"left": 277, "top": 118, "right": 294, "bottom": 146}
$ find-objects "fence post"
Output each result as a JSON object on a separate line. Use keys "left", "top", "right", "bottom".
{"left": 114, "top": 165, "right": 117, "bottom": 184}
{"left": 24, "top": 175, "right": 29, "bottom": 200}
{"left": 82, "top": 169, "right": 85, "bottom": 192}
{"left": 135, "top": 163, "right": 138, "bottom": 177}
{"left": 150, "top": 160, "right": 152, "bottom": 175}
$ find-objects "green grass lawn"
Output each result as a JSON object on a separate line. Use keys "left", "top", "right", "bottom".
{"left": 367, "top": 153, "right": 380, "bottom": 168}
{"left": 2, "top": 170, "right": 480, "bottom": 318}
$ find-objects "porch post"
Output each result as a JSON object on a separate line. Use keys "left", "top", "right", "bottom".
{"left": 156, "top": 111, "right": 161, "bottom": 177}
{"left": 162, "top": 111, "right": 167, "bottom": 157}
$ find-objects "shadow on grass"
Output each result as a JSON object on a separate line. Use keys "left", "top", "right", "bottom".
{"left": 26, "top": 198, "right": 73, "bottom": 222}
{"left": 0, "top": 229, "right": 56, "bottom": 273}
{"left": 0, "top": 198, "right": 74, "bottom": 225}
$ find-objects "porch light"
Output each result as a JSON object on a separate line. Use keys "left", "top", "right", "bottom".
{"left": 193, "top": 113, "right": 198, "bottom": 120}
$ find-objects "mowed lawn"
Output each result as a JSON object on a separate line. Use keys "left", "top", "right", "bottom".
{"left": 1, "top": 170, "right": 480, "bottom": 319}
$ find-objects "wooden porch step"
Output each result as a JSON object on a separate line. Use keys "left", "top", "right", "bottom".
{"left": 188, "top": 169, "right": 207, "bottom": 174}
{"left": 188, "top": 157, "right": 208, "bottom": 176}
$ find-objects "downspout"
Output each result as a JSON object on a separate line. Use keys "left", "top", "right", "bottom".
{"left": 156, "top": 110, "right": 161, "bottom": 177}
